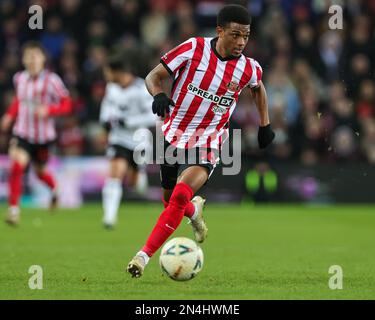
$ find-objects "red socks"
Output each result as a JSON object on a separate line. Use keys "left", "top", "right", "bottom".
{"left": 162, "top": 196, "right": 195, "bottom": 219}
{"left": 8, "top": 161, "right": 56, "bottom": 207}
{"left": 36, "top": 171, "right": 56, "bottom": 191}
{"left": 8, "top": 161, "right": 24, "bottom": 207}
{"left": 142, "top": 182, "right": 194, "bottom": 257}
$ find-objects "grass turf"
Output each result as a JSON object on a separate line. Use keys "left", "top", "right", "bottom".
{"left": 0, "top": 203, "right": 374, "bottom": 300}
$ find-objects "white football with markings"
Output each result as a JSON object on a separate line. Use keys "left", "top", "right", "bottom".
{"left": 159, "top": 237, "right": 204, "bottom": 281}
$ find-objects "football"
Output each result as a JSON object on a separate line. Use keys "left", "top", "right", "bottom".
{"left": 159, "top": 237, "right": 204, "bottom": 281}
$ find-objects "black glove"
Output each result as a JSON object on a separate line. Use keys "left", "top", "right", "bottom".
{"left": 115, "top": 119, "right": 126, "bottom": 128}
{"left": 103, "top": 122, "right": 111, "bottom": 133}
{"left": 103, "top": 119, "right": 126, "bottom": 132}
{"left": 258, "top": 124, "right": 275, "bottom": 149}
{"left": 152, "top": 92, "right": 175, "bottom": 117}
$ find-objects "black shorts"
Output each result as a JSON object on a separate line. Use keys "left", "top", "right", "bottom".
{"left": 10, "top": 136, "right": 53, "bottom": 165}
{"left": 159, "top": 139, "right": 220, "bottom": 190}
{"left": 106, "top": 144, "right": 138, "bottom": 169}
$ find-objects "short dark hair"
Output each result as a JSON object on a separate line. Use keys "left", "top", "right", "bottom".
{"left": 217, "top": 4, "right": 251, "bottom": 27}
{"left": 107, "top": 48, "right": 138, "bottom": 75}
{"left": 21, "top": 41, "right": 47, "bottom": 56}
{"left": 107, "top": 53, "right": 125, "bottom": 72}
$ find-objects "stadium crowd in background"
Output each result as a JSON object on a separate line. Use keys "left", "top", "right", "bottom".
{"left": 0, "top": 0, "right": 374, "bottom": 164}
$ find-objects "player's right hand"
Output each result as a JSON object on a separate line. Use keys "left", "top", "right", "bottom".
{"left": 152, "top": 93, "right": 175, "bottom": 117}
{"left": 0, "top": 115, "right": 13, "bottom": 133}
{"left": 35, "top": 105, "right": 49, "bottom": 118}
{"left": 109, "top": 119, "right": 126, "bottom": 129}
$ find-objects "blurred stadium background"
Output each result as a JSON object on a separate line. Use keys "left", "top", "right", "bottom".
{"left": 0, "top": 0, "right": 374, "bottom": 206}
{"left": 1, "top": 0, "right": 375, "bottom": 301}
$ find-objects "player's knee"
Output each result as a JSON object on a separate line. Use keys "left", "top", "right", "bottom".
{"left": 110, "top": 171, "right": 124, "bottom": 180}
{"left": 110, "top": 159, "right": 127, "bottom": 179}
{"left": 34, "top": 165, "right": 45, "bottom": 177}
{"left": 10, "top": 149, "right": 29, "bottom": 166}
{"left": 170, "top": 191, "right": 187, "bottom": 205}
{"left": 35, "top": 170, "right": 44, "bottom": 179}
{"left": 169, "top": 182, "right": 194, "bottom": 207}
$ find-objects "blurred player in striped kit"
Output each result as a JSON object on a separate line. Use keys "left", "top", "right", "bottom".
{"left": 100, "top": 50, "right": 156, "bottom": 229}
{"left": 0, "top": 41, "right": 72, "bottom": 226}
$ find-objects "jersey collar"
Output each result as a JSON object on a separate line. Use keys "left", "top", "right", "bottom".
{"left": 211, "top": 37, "right": 241, "bottom": 61}
{"left": 25, "top": 69, "right": 47, "bottom": 80}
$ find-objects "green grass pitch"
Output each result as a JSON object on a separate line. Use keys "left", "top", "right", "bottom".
{"left": 1, "top": 203, "right": 374, "bottom": 299}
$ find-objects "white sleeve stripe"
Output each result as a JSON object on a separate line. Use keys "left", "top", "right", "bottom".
{"left": 248, "top": 59, "right": 262, "bottom": 88}
{"left": 164, "top": 38, "right": 197, "bottom": 73}
{"left": 51, "top": 74, "right": 69, "bottom": 97}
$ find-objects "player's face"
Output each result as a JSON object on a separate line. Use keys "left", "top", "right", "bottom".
{"left": 22, "top": 48, "right": 46, "bottom": 76}
{"left": 112, "top": 70, "right": 134, "bottom": 88}
{"left": 217, "top": 22, "right": 250, "bottom": 57}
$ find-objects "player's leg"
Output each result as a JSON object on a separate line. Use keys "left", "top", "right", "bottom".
{"left": 127, "top": 167, "right": 137, "bottom": 188}
{"left": 127, "top": 165, "right": 208, "bottom": 278}
{"left": 102, "top": 157, "right": 127, "bottom": 229}
{"left": 160, "top": 163, "right": 197, "bottom": 219}
{"left": 33, "top": 143, "right": 57, "bottom": 210}
{"left": 161, "top": 159, "right": 207, "bottom": 241}
{"left": 162, "top": 188, "right": 200, "bottom": 221}
{"left": 176, "top": 168, "right": 208, "bottom": 243}
{"left": 128, "top": 165, "right": 148, "bottom": 196}
{"left": 33, "top": 163, "right": 58, "bottom": 209}
{"left": 5, "top": 138, "right": 31, "bottom": 225}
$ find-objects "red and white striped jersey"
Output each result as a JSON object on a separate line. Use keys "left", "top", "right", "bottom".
{"left": 160, "top": 37, "right": 263, "bottom": 150}
{"left": 9, "top": 69, "right": 70, "bottom": 144}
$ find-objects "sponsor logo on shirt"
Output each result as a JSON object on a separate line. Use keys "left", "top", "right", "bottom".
{"left": 187, "top": 83, "right": 238, "bottom": 115}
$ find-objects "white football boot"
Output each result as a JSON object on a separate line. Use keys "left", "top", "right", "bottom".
{"left": 189, "top": 196, "right": 208, "bottom": 243}
{"left": 5, "top": 206, "right": 20, "bottom": 227}
{"left": 126, "top": 252, "right": 149, "bottom": 278}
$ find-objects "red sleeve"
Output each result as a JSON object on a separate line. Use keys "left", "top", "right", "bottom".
{"left": 160, "top": 38, "right": 195, "bottom": 75}
{"left": 48, "top": 96, "right": 72, "bottom": 116}
{"left": 6, "top": 97, "right": 19, "bottom": 118}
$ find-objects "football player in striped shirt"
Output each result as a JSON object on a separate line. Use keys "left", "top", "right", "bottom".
{"left": 127, "top": 4, "right": 275, "bottom": 277}
{"left": 0, "top": 41, "right": 72, "bottom": 226}
{"left": 100, "top": 51, "right": 156, "bottom": 229}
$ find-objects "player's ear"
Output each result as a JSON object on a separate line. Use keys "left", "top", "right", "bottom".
{"left": 216, "top": 26, "right": 225, "bottom": 38}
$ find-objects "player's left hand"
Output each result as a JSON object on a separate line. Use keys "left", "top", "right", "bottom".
{"left": 258, "top": 124, "right": 275, "bottom": 149}
{"left": 35, "top": 105, "right": 49, "bottom": 118}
